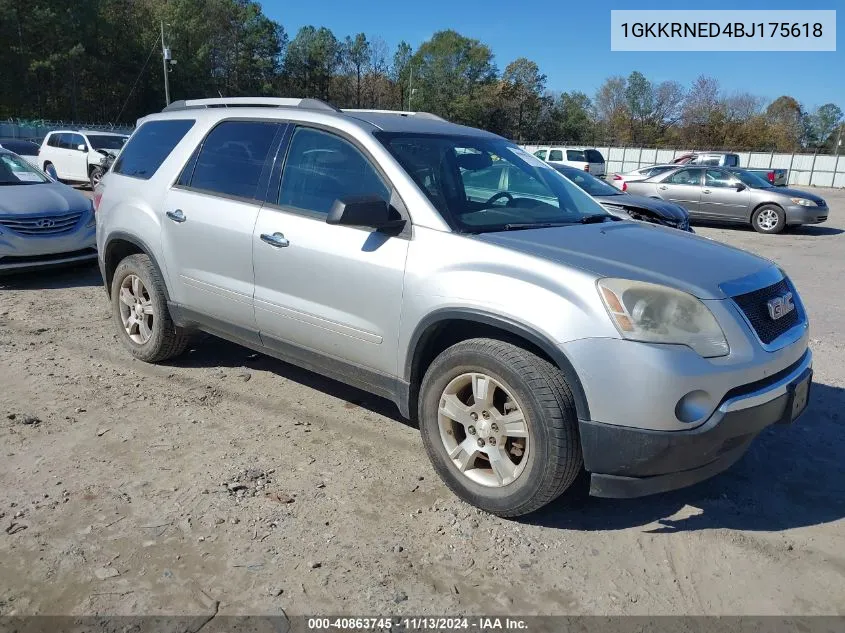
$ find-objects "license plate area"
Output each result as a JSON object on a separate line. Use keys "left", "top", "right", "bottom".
{"left": 780, "top": 369, "right": 812, "bottom": 424}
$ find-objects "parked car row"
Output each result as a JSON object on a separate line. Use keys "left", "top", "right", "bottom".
{"left": 83, "top": 97, "right": 812, "bottom": 517}
{"left": 671, "top": 152, "right": 789, "bottom": 186}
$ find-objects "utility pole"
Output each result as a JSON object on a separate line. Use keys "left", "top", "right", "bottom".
{"left": 161, "top": 21, "right": 171, "bottom": 106}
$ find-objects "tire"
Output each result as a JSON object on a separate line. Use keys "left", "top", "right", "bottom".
{"left": 89, "top": 166, "right": 104, "bottom": 190}
{"left": 418, "top": 338, "right": 582, "bottom": 517}
{"left": 752, "top": 205, "right": 785, "bottom": 234}
{"left": 43, "top": 162, "right": 57, "bottom": 180}
{"left": 110, "top": 254, "right": 191, "bottom": 362}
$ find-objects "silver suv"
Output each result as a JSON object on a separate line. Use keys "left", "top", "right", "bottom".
{"left": 96, "top": 98, "right": 812, "bottom": 517}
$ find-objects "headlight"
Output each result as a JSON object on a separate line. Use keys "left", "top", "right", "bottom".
{"left": 790, "top": 197, "right": 814, "bottom": 207}
{"left": 597, "top": 278, "right": 729, "bottom": 357}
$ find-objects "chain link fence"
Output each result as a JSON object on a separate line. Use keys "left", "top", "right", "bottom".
{"left": 0, "top": 119, "right": 135, "bottom": 142}
{"left": 522, "top": 143, "right": 845, "bottom": 188}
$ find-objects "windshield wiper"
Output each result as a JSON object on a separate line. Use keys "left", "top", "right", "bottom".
{"left": 578, "top": 214, "right": 619, "bottom": 224}
{"left": 501, "top": 222, "right": 572, "bottom": 231}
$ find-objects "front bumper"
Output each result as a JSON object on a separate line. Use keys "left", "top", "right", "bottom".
{"left": 785, "top": 204, "right": 828, "bottom": 225}
{"left": 0, "top": 216, "right": 96, "bottom": 273}
{"left": 581, "top": 349, "right": 812, "bottom": 498}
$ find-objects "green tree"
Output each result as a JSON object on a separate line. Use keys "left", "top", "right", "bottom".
{"left": 501, "top": 58, "right": 546, "bottom": 141}
{"left": 410, "top": 30, "right": 497, "bottom": 125}
{"left": 391, "top": 41, "right": 412, "bottom": 110}
{"left": 343, "top": 33, "right": 369, "bottom": 108}
{"left": 808, "top": 103, "right": 843, "bottom": 148}
{"left": 766, "top": 95, "right": 806, "bottom": 150}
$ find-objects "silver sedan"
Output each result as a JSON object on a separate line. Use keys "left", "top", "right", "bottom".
{"left": 0, "top": 149, "right": 96, "bottom": 273}
{"left": 624, "top": 166, "right": 828, "bottom": 233}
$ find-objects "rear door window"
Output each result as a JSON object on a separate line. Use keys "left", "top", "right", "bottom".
{"left": 548, "top": 149, "right": 563, "bottom": 161}
{"left": 187, "top": 120, "right": 280, "bottom": 199}
{"left": 47, "top": 133, "right": 62, "bottom": 148}
{"left": 114, "top": 119, "right": 195, "bottom": 180}
{"left": 666, "top": 168, "right": 702, "bottom": 186}
{"left": 566, "top": 149, "right": 586, "bottom": 162}
{"left": 724, "top": 154, "right": 739, "bottom": 167}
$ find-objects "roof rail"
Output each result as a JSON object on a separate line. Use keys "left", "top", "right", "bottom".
{"left": 342, "top": 109, "right": 446, "bottom": 122}
{"left": 162, "top": 97, "right": 340, "bottom": 113}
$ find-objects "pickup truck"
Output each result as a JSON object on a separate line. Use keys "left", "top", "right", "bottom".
{"left": 672, "top": 153, "right": 787, "bottom": 186}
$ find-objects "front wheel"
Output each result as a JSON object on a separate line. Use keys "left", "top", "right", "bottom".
{"left": 752, "top": 205, "right": 785, "bottom": 234}
{"left": 89, "top": 166, "right": 105, "bottom": 190}
{"left": 418, "top": 338, "right": 582, "bottom": 517}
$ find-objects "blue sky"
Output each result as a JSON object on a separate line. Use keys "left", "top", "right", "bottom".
{"left": 263, "top": 0, "right": 843, "bottom": 111}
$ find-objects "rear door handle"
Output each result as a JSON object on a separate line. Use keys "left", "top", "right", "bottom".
{"left": 658, "top": 185, "right": 668, "bottom": 190}
{"left": 702, "top": 189, "right": 712, "bottom": 194}
{"left": 166, "top": 209, "right": 186, "bottom": 223}
{"left": 260, "top": 232, "right": 290, "bottom": 248}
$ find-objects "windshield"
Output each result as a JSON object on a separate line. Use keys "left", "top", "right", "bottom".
{"left": 377, "top": 134, "right": 609, "bottom": 232}
{"left": 87, "top": 135, "right": 127, "bottom": 151}
{"left": 734, "top": 169, "right": 772, "bottom": 189}
{"left": 0, "top": 153, "right": 49, "bottom": 185}
{"left": 553, "top": 166, "right": 621, "bottom": 196}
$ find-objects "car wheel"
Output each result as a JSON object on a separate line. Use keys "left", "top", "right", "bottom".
{"left": 89, "top": 166, "right": 104, "bottom": 190}
{"left": 418, "top": 338, "right": 582, "bottom": 517}
{"left": 43, "top": 162, "right": 57, "bottom": 180}
{"left": 110, "top": 254, "right": 191, "bottom": 362}
{"left": 752, "top": 205, "right": 785, "bottom": 234}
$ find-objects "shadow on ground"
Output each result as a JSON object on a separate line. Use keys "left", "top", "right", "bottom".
{"left": 170, "top": 335, "right": 412, "bottom": 426}
{"left": 528, "top": 381, "right": 845, "bottom": 533}
{"left": 693, "top": 221, "right": 843, "bottom": 236}
{"left": 0, "top": 263, "right": 101, "bottom": 290}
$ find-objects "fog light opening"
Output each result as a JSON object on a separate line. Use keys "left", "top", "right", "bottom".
{"left": 675, "top": 390, "right": 712, "bottom": 424}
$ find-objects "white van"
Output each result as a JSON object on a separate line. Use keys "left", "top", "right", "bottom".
{"left": 534, "top": 147, "right": 606, "bottom": 177}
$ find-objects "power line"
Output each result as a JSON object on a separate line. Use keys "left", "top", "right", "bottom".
{"left": 113, "top": 37, "right": 160, "bottom": 125}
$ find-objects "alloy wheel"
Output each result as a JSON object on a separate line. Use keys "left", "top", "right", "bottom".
{"left": 757, "top": 208, "right": 780, "bottom": 231}
{"left": 437, "top": 372, "right": 530, "bottom": 487}
{"left": 118, "top": 274, "right": 154, "bottom": 344}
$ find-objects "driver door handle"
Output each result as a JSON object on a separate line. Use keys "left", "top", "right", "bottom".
{"left": 702, "top": 189, "right": 712, "bottom": 194}
{"left": 658, "top": 185, "right": 668, "bottom": 190}
{"left": 260, "top": 232, "right": 290, "bottom": 248}
{"left": 166, "top": 209, "right": 186, "bottom": 223}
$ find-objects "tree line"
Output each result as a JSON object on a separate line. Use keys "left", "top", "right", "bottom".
{"left": 1, "top": 0, "right": 842, "bottom": 152}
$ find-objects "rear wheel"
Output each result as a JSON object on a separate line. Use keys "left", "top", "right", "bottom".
{"left": 752, "top": 205, "right": 785, "bottom": 234}
{"left": 418, "top": 338, "right": 582, "bottom": 517}
{"left": 110, "top": 254, "right": 191, "bottom": 362}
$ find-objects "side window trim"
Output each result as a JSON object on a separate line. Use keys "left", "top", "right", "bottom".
{"left": 171, "top": 118, "right": 286, "bottom": 203}
{"left": 266, "top": 123, "right": 411, "bottom": 235}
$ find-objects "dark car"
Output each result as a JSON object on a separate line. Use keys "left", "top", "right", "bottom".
{"left": 551, "top": 164, "right": 692, "bottom": 232}
{"left": 0, "top": 139, "right": 40, "bottom": 163}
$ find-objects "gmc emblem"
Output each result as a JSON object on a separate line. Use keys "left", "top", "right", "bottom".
{"left": 767, "top": 292, "right": 795, "bottom": 320}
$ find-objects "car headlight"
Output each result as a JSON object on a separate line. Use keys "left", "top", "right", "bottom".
{"left": 790, "top": 197, "right": 814, "bottom": 207}
{"left": 597, "top": 278, "right": 729, "bottom": 357}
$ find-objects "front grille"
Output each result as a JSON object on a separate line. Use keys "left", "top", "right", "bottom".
{"left": 732, "top": 278, "right": 801, "bottom": 345}
{"left": 0, "top": 212, "right": 83, "bottom": 235}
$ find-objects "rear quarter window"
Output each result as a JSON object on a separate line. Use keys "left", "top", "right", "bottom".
{"left": 113, "top": 119, "right": 195, "bottom": 180}
{"left": 566, "top": 150, "right": 587, "bottom": 162}
{"left": 585, "top": 149, "right": 604, "bottom": 163}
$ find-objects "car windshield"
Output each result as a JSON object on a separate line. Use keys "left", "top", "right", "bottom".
{"left": 377, "top": 133, "right": 610, "bottom": 232}
{"left": 87, "top": 135, "right": 127, "bottom": 150}
{"left": 553, "top": 166, "right": 622, "bottom": 196}
{"left": 0, "top": 152, "right": 49, "bottom": 185}
{"left": 734, "top": 169, "right": 773, "bottom": 189}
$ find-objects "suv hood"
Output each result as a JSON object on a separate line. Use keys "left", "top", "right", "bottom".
{"left": 474, "top": 222, "right": 773, "bottom": 300}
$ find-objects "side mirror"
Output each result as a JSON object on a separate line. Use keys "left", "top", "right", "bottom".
{"left": 735, "top": 182, "right": 746, "bottom": 191}
{"left": 77, "top": 144, "right": 87, "bottom": 152}
{"left": 326, "top": 194, "right": 405, "bottom": 230}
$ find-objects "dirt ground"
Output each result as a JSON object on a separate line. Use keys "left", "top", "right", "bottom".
{"left": 1, "top": 187, "right": 844, "bottom": 619}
